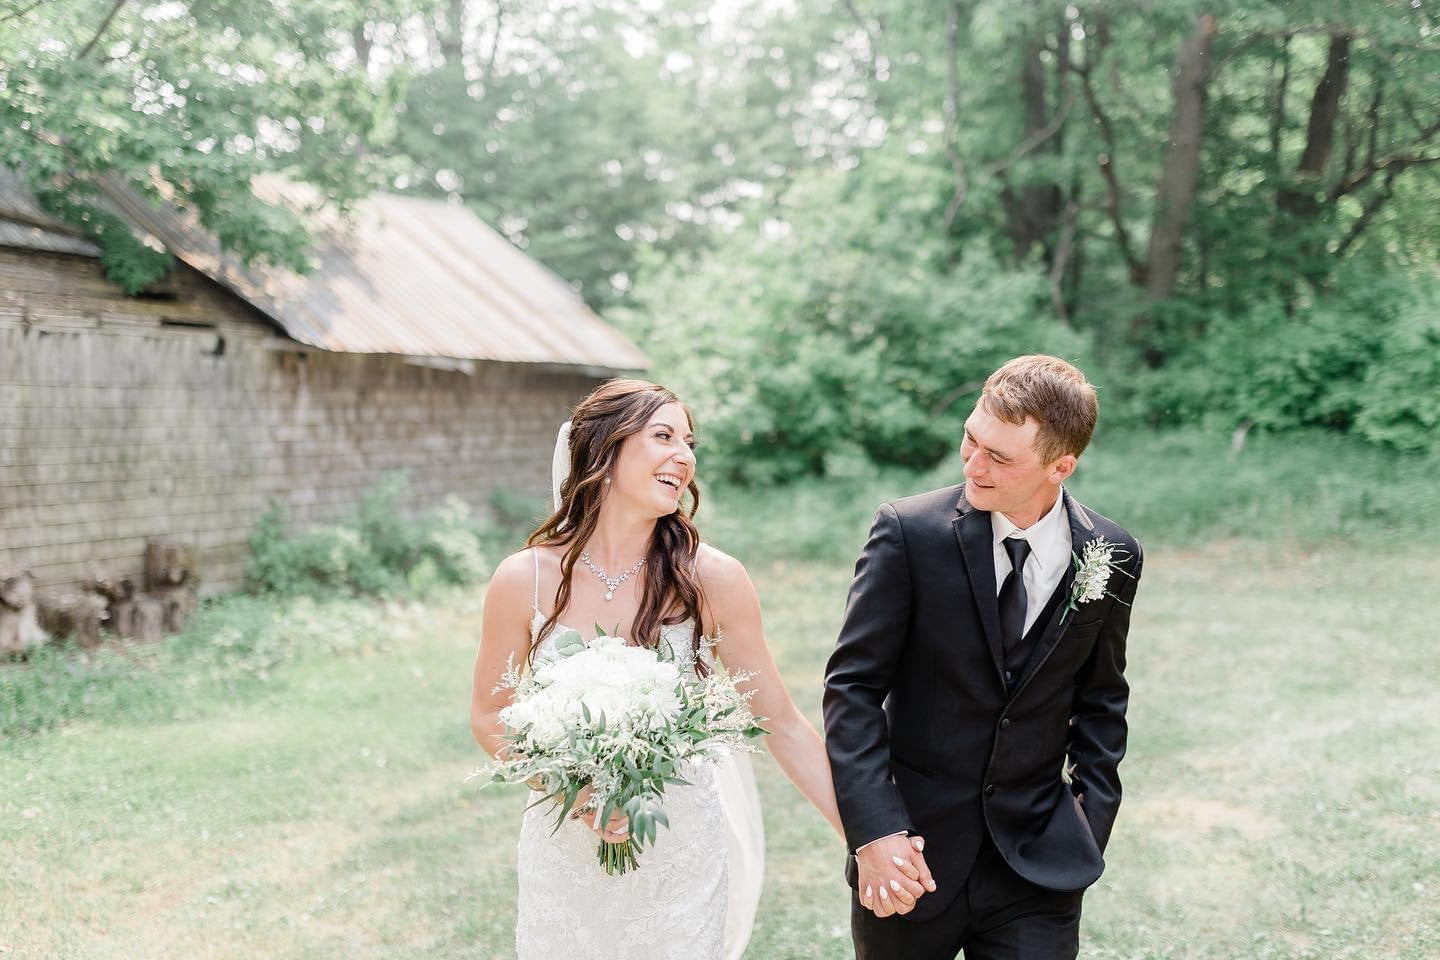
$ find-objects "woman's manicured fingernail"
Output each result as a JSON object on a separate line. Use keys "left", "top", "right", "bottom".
{"left": 864, "top": 885, "right": 872, "bottom": 901}
{"left": 878, "top": 885, "right": 889, "bottom": 899}
{"left": 892, "top": 856, "right": 906, "bottom": 866}
{"left": 913, "top": 837, "right": 924, "bottom": 851}
{"left": 889, "top": 879, "right": 901, "bottom": 892}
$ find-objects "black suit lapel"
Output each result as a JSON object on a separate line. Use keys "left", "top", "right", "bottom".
{"left": 953, "top": 493, "right": 1006, "bottom": 684}
{"left": 1012, "top": 488, "right": 1102, "bottom": 696}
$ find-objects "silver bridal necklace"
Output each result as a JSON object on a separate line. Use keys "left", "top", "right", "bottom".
{"left": 580, "top": 550, "right": 646, "bottom": 601}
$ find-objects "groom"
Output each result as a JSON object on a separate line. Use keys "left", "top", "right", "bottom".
{"left": 823, "top": 355, "right": 1144, "bottom": 959}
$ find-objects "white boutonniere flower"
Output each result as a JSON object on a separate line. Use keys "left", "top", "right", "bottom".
{"left": 1066, "top": 537, "right": 1134, "bottom": 614}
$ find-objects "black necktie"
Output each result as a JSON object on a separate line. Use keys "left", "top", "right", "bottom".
{"left": 998, "top": 537, "right": 1032, "bottom": 654}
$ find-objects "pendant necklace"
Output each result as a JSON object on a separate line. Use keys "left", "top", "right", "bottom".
{"left": 580, "top": 551, "right": 645, "bottom": 601}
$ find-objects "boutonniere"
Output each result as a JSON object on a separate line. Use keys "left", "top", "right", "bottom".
{"left": 1066, "top": 537, "right": 1134, "bottom": 615}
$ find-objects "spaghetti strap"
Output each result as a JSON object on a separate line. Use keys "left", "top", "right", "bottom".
{"left": 531, "top": 547, "right": 541, "bottom": 612}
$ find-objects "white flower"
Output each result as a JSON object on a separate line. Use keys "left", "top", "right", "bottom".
{"left": 476, "top": 631, "right": 765, "bottom": 875}
{"left": 1068, "top": 537, "right": 1130, "bottom": 612}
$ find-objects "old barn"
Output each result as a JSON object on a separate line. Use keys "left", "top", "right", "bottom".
{"left": 0, "top": 169, "right": 647, "bottom": 598}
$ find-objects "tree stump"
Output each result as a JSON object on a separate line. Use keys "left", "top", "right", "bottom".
{"left": 0, "top": 570, "right": 51, "bottom": 657}
{"left": 35, "top": 588, "right": 108, "bottom": 649}
{"left": 90, "top": 569, "right": 165, "bottom": 643}
{"left": 144, "top": 538, "right": 198, "bottom": 633}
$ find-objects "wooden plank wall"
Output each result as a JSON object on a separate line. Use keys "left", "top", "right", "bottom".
{"left": 0, "top": 248, "right": 599, "bottom": 595}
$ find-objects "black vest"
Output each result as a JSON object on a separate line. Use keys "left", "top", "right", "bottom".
{"left": 1002, "top": 577, "right": 1068, "bottom": 693}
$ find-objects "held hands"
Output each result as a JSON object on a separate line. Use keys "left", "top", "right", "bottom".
{"left": 857, "top": 834, "right": 936, "bottom": 917}
{"left": 570, "top": 786, "right": 630, "bottom": 844}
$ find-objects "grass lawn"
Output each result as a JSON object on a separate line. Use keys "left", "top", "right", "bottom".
{"left": 3, "top": 532, "right": 1436, "bottom": 959}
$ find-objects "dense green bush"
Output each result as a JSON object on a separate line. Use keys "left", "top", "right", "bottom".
{"left": 618, "top": 149, "right": 1087, "bottom": 483}
{"left": 244, "top": 472, "right": 489, "bottom": 598}
{"left": 1351, "top": 284, "right": 1440, "bottom": 452}
{"left": 1113, "top": 271, "right": 1440, "bottom": 454}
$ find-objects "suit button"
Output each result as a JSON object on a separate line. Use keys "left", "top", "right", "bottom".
{"left": 984, "top": 784, "right": 995, "bottom": 797}
{"left": 1000, "top": 718, "right": 1012, "bottom": 730}
{"left": 1004, "top": 670, "right": 1013, "bottom": 682}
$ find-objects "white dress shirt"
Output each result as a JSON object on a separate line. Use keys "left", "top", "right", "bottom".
{"left": 991, "top": 488, "right": 1072, "bottom": 634}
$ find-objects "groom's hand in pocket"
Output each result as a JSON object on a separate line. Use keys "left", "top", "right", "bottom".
{"left": 856, "top": 833, "right": 935, "bottom": 916}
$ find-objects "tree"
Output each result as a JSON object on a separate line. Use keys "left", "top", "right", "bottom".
{"left": 0, "top": 0, "right": 408, "bottom": 292}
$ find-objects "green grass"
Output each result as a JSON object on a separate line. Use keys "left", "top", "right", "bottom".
{"left": 2, "top": 429, "right": 1437, "bottom": 958}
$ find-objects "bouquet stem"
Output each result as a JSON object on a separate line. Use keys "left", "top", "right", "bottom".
{"left": 598, "top": 838, "right": 640, "bottom": 876}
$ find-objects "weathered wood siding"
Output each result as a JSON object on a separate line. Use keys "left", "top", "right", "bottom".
{"left": 0, "top": 248, "right": 598, "bottom": 595}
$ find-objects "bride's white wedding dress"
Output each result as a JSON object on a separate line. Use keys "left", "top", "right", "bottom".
{"left": 514, "top": 554, "right": 764, "bottom": 960}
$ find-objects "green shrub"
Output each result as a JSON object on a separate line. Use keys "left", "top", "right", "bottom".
{"left": 618, "top": 149, "right": 1086, "bottom": 483}
{"left": 1351, "top": 284, "right": 1440, "bottom": 452}
{"left": 1114, "top": 270, "right": 1439, "bottom": 454}
{"left": 244, "top": 472, "right": 490, "bottom": 599}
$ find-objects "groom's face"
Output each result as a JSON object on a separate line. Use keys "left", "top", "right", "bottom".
{"left": 960, "top": 406, "right": 1072, "bottom": 517}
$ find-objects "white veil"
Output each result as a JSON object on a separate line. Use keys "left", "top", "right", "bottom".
{"left": 549, "top": 420, "right": 765, "bottom": 959}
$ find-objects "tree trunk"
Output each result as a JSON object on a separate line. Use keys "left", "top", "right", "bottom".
{"left": 1277, "top": 34, "right": 1351, "bottom": 219}
{"left": 1141, "top": 12, "right": 1217, "bottom": 307}
{"left": 352, "top": 25, "right": 374, "bottom": 72}
{"left": 438, "top": 0, "right": 466, "bottom": 64}
{"left": 1002, "top": 34, "right": 1064, "bottom": 262}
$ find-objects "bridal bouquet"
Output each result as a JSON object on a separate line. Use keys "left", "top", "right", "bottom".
{"left": 477, "top": 627, "right": 766, "bottom": 875}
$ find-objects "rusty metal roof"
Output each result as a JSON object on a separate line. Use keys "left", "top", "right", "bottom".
{"left": 4, "top": 165, "right": 647, "bottom": 372}
{"left": 0, "top": 168, "right": 102, "bottom": 258}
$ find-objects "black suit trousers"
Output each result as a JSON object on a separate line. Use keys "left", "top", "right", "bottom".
{"left": 850, "top": 833, "right": 1083, "bottom": 960}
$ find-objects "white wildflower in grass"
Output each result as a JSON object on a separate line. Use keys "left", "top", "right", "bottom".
{"left": 1066, "top": 537, "right": 1135, "bottom": 614}
{"left": 473, "top": 627, "right": 766, "bottom": 875}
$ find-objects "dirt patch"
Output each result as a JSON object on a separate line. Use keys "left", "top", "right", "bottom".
{"left": 1136, "top": 795, "right": 1281, "bottom": 844}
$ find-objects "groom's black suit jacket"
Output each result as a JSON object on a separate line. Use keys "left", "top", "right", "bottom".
{"left": 823, "top": 483, "right": 1143, "bottom": 922}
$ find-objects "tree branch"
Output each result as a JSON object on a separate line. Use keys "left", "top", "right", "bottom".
{"left": 982, "top": 93, "right": 1075, "bottom": 180}
{"left": 1330, "top": 151, "right": 1440, "bottom": 199}
{"left": 1, "top": 0, "right": 49, "bottom": 24}
{"left": 1327, "top": 105, "right": 1440, "bottom": 200}
{"left": 1335, "top": 170, "right": 1397, "bottom": 256}
{"left": 1271, "top": 38, "right": 1289, "bottom": 163}
{"left": 1364, "top": 78, "right": 1384, "bottom": 175}
{"left": 841, "top": 0, "right": 884, "bottom": 45}
{"left": 930, "top": 378, "right": 987, "bottom": 417}
{"left": 1048, "top": 201, "right": 1078, "bottom": 325}
{"left": 77, "top": 0, "right": 129, "bottom": 60}
{"left": 1075, "top": 57, "right": 1143, "bottom": 283}
{"left": 481, "top": 0, "right": 505, "bottom": 88}
{"left": 1218, "top": 23, "right": 1355, "bottom": 68}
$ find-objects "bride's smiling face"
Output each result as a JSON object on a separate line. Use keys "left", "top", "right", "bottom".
{"left": 607, "top": 401, "right": 697, "bottom": 517}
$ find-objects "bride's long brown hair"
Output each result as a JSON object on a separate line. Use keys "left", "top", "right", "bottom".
{"left": 527, "top": 379, "right": 706, "bottom": 669}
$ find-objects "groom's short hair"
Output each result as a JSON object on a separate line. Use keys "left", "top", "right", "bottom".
{"left": 980, "top": 355, "right": 1098, "bottom": 462}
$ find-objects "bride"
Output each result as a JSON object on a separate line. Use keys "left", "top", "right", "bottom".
{"left": 471, "top": 378, "right": 845, "bottom": 959}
